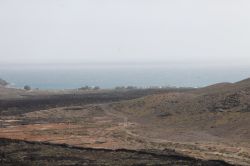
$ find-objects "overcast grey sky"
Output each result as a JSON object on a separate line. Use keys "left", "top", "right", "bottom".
{"left": 0, "top": 0, "right": 250, "bottom": 67}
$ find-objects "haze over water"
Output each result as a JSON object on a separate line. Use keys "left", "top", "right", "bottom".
{"left": 1, "top": 64, "right": 249, "bottom": 90}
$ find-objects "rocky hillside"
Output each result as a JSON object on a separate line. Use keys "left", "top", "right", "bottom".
{"left": 110, "top": 78, "right": 250, "bottom": 149}
{"left": 114, "top": 78, "right": 250, "bottom": 113}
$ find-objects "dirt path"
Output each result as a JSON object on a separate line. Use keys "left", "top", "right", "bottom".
{"left": 99, "top": 104, "right": 250, "bottom": 166}
{"left": 1, "top": 103, "right": 249, "bottom": 165}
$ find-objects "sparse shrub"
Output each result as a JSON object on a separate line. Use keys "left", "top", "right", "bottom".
{"left": 126, "top": 86, "right": 137, "bottom": 90}
{"left": 93, "top": 86, "right": 100, "bottom": 90}
{"left": 115, "top": 86, "right": 125, "bottom": 90}
{"left": 115, "top": 86, "right": 137, "bottom": 90}
{"left": 78, "top": 86, "right": 91, "bottom": 90}
{"left": 24, "top": 85, "right": 31, "bottom": 91}
{"left": 79, "top": 86, "right": 100, "bottom": 90}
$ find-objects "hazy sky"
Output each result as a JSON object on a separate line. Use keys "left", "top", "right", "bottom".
{"left": 0, "top": 0, "right": 250, "bottom": 67}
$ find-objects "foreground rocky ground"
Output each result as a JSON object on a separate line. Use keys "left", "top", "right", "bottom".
{"left": 0, "top": 138, "right": 233, "bottom": 166}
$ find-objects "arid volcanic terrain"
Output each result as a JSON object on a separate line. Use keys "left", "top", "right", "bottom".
{"left": 0, "top": 79, "right": 250, "bottom": 165}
